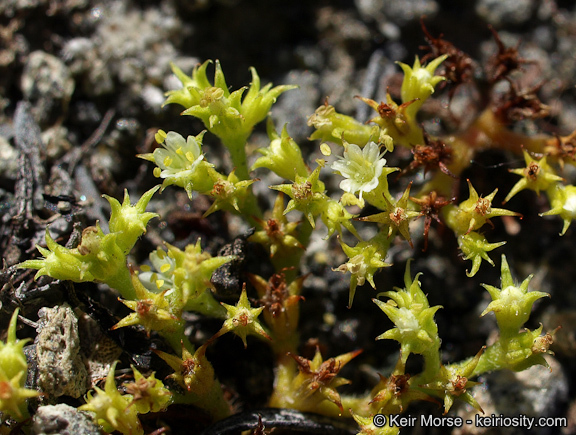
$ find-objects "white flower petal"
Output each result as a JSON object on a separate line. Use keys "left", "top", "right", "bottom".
{"left": 331, "top": 141, "right": 388, "bottom": 198}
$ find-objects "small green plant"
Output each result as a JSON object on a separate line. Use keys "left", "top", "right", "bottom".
{"left": 18, "top": 24, "right": 567, "bottom": 434}
{"left": 0, "top": 310, "right": 40, "bottom": 421}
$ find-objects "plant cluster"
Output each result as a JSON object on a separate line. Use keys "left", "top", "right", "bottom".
{"left": 14, "top": 25, "right": 569, "bottom": 434}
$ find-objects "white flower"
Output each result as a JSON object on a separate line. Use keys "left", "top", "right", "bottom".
{"left": 139, "top": 248, "right": 176, "bottom": 293}
{"left": 396, "top": 307, "right": 420, "bottom": 333}
{"left": 154, "top": 131, "right": 205, "bottom": 183}
{"left": 331, "top": 141, "right": 387, "bottom": 199}
{"left": 562, "top": 189, "right": 576, "bottom": 217}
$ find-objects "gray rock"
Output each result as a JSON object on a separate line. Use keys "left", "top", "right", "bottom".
{"left": 35, "top": 305, "right": 88, "bottom": 400}
{"left": 31, "top": 404, "right": 99, "bottom": 435}
{"left": 0, "top": 135, "right": 19, "bottom": 180}
{"left": 476, "top": 0, "right": 536, "bottom": 26}
{"left": 455, "top": 355, "right": 568, "bottom": 435}
{"left": 272, "top": 70, "right": 320, "bottom": 143}
{"left": 20, "top": 51, "right": 74, "bottom": 127}
{"left": 356, "top": 0, "right": 438, "bottom": 32}
{"left": 61, "top": 37, "right": 114, "bottom": 97}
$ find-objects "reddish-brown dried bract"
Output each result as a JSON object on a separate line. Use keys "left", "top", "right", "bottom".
{"left": 485, "top": 26, "right": 533, "bottom": 84}
{"left": 420, "top": 18, "right": 475, "bottom": 93}
{"left": 545, "top": 131, "right": 576, "bottom": 167}
{"left": 290, "top": 353, "right": 340, "bottom": 386}
{"left": 257, "top": 272, "right": 292, "bottom": 318}
{"left": 410, "top": 191, "right": 454, "bottom": 251}
{"left": 494, "top": 81, "right": 550, "bottom": 124}
{"left": 389, "top": 373, "right": 411, "bottom": 397}
{"left": 402, "top": 131, "right": 455, "bottom": 178}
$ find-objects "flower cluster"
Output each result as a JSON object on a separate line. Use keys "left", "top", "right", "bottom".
{"left": 79, "top": 363, "right": 171, "bottom": 435}
{"left": 0, "top": 310, "right": 40, "bottom": 421}
{"left": 16, "top": 44, "right": 569, "bottom": 435}
{"left": 139, "top": 130, "right": 213, "bottom": 199}
{"left": 19, "top": 187, "right": 159, "bottom": 300}
{"left": 373, "top": 261, "right": 442, "bottom": 365}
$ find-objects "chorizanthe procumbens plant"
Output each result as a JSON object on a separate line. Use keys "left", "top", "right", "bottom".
{"left": 17, "top": 24, "right": 568, "bottom": 435}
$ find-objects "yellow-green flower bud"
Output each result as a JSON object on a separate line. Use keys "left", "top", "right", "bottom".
{"left": 335, "top": 232, "right": 391, "bottom": 307}
{"left": 0, "top": 310, "right": 40, "bottom": 420}
{"left": 397, "top": 55, "right": 447, "bottom": 119}
{"left": 308, "top": 102, "right": 379, "bottom": 146}
{"left": 541, "top": 184, "right": 576, "bottom": 235}
{"left": 203, "top": 171, "right": 258, "bottom": 217}
{"left": 80, "top": 362, "right": 142, "bottom": 435}
{"left": 138, "top": 240, "right": 234, "bottom": 318}
{"left": 252, "top": 120, "right": 309, "bottom": 181}
{"left": 19, "top": 225, "right": 135, "bottom": 298}
{"left": 481, "top": 255, "right": 549, "bottom": 336}
{"left": 373, "top": 260, "right": 442, "bottom": 364}
{"left": 139, "top": 130, "right": 217, "bottom": 199}
{"left": 104, "top": 186, "right": 160, "bottom": 254}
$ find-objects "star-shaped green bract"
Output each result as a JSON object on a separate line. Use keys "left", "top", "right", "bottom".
{"left": 113, "top": 272, "right": 181, "bottom": 336}
{"left": 215, "top": 288, "right": 271, "bottom": 348}
{"left": 335, "top": 232, "right": 391, "bottom": 307}
{"left": 458, "top": 232, "right": 506, "bottom": 278}
{"left": 420, "top": 347, "right": 485, "bottom": 415}
{"left": 80, "top": 362, "right": 142, "bottom": 435}
{"left": 0, "top": 368, "right": 40, "bottom": 420}
{"left": 289, "top": 348, "right": 362, "bottom": 414}
{"left": 450, "top": 180, "right": 518, "bottom": 235}
{"left": 505, "top": 150, "right": 563, "bottom": 203}
{"left": 104, "top": 186, "right": 160, "bottom": 254}
{"left": 271, "top": 164, "right": 328, "bottom": 228}
{"left": 541, "top": 184, "right": 576, "bottom": 235}
{"left": 359, "top": 183, "right": 419, "bottom": 246}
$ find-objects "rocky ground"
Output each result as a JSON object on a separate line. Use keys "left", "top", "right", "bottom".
{"left": 1, "top": 0, "right": 576, "bottom": 434}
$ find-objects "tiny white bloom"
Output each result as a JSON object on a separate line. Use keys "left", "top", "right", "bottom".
{"left": 153, "top": 131, "right": 207, "bottom": 183}
{"left": 331, "top": 141, "right": 387, "bottom": 199}
{"left": 139, "top": 248, "right": 176, "bottom": 293}
{"left": 338, "top": 254, "right": 368, "bottom": 286}
{"left": 396, "top": 307, "right": 420, "bottom": 333}
{"left": 562, "top": 189, "right": 576, "bottom": 217}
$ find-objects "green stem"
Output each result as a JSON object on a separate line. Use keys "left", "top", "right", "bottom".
{"left": 160, "top": 324, "right": 194, "bottom": 355}
{"left": 411, "top": 343, "right": 442, "bottom": 386}
{"left": 223, "top": 134, "right": 250, "bottom": 181}
{"left": 172, "top": 379, "right": 231, "bottom": 421}
{"left": 455, "top": 331, "right": 516, "bottom": 377}
{"left": 221, "top": 134, "right": 263, "bottom": 221}
{"left": 270, "top": 219, "right": 314, "bottom": 282}
{"left": 106, "top": 265, "right": 136, "bottom": 301}
{"left": 184, "top": 289, "right": 228, "bottom": 318}
{"left": 467, "top": 341, "right": 504, "bottom": 376}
